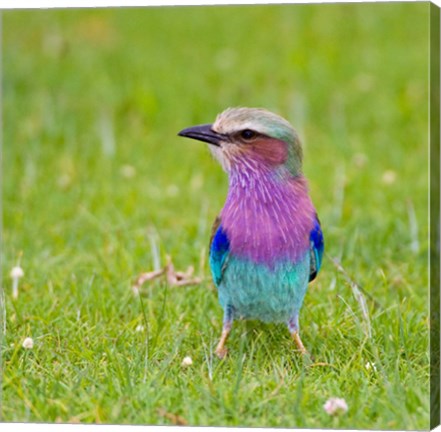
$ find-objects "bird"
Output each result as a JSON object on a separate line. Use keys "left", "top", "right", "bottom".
{"left": 178, "top": 107, "right": 324, "bottom": 358}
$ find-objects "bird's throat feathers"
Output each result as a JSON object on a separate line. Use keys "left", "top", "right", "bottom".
{"left": 220, "top": 169, "right": 315, "bottom": 267}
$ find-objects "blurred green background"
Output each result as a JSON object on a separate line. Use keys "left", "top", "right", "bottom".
{"left": 2, "top": 3, "right": 430, "bottom": 428}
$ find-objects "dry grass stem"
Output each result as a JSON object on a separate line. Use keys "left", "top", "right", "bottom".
{"left": 157, "top": 408, "right": 188, "bottom": 426}
{"left": 328, "top": 255, "right": 372, "bottom": 338}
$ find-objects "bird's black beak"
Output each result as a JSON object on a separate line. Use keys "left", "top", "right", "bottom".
{"left": 178, "top": 123, "right": 225, "bottom": 147}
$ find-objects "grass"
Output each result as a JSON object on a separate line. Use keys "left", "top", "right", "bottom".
{"left": 1, "top": 3, "right": 431, "bottom": 428}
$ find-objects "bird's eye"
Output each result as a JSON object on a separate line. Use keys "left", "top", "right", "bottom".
{"left": 240, "top": 129, "right": 257, "bottom": 140}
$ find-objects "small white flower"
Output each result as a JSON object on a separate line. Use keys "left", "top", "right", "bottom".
{"left": 352, "top": 153, "right": 368, "bottom": 168}
{"left": 22, "top": 337, "right": 34, "bottom": 349}
{"left": 10, "top": 265, "right": 24, "bottom": 299}
{"left": 166, "top": 184, "right": 179, "bottom": 197}
{"left": 190, "top": 173, "right": 203, "bottom": 191}
{"left": 135, "top": 324, "right": 145, "bottom": 332}
{"left": 181, "top": 356, "right": 193, "bottom": 367}
{"left": 324, "top": 397, "right": 348, "bottom": 416}
{"left": 57, "top": 173, "right": 72, "bottom": 189}
{"left": 365, "top": 361, "right": 377, "bottom": 372}
{"left": 382, "top": 170, "right": 397, "bottom": 185}
{"left": 120, "top": 164, "right": 136, "bottom": 178}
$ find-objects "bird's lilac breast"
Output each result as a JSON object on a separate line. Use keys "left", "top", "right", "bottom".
{"left": 220, "top": 172, "right": 315, "bottom": 267}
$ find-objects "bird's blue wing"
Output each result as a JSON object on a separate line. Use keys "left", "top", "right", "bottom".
{"left": 309, "top": 215, "right": 324, "bottom": 282}
{"left": 209, "top": 217, "right": 230, "bottom": 287}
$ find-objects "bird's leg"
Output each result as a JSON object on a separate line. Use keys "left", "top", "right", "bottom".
{"left": 287, "top": 314, "right": 308, "bottom": 355}
{"left": 215, "top": 306, "right": 234, "bottom": 359}
{"left": 215, "top": 327, "right": 230, "bottom": 359}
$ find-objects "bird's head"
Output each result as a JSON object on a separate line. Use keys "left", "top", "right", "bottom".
{"left": 178, "top": 107, "right": 303, "bottom": 175}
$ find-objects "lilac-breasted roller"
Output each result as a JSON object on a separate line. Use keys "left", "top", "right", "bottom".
{"left": 178, "top": 107, "right": 324, "bottom": 358}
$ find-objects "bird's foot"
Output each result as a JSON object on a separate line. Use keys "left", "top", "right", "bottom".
{"left": 291, "top": 331, "right": 309, "bottom": 355}
{"left": 291, "top": 333, "right": 315, "bottom": 363}
{"left": 215, "top": 327, "right": 231, "bottom": 359}
{"left": 215, "top": 345, "right": 228, "bottom": 359}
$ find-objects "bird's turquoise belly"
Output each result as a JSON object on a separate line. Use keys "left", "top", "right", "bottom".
{"left": 218, "top": 253, "right": 310, "bottom": 323}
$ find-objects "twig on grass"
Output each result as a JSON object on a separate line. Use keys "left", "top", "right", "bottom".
{"left": 157, "top": 408, "right": 188, "bottom": 426}
{"left": 132, "top": 255, "right": 203, "bottom": 292}
{"left": 133, "top": 269, "right": 165, "bottom": 292}
{"left": 165, "top": 255, "right": 203, "bottom": 287}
